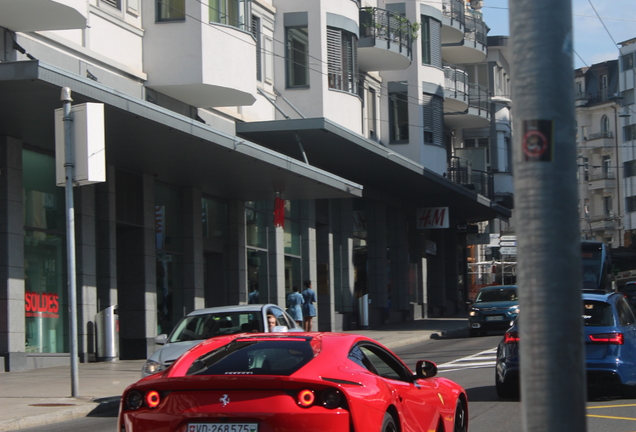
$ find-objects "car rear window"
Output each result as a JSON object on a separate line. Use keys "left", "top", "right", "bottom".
{"left": 475, "top": 288, "right": 518, "bottom": 303}
{"left": 582, "top": 300, "right": 615, "bottom": 326}
{"left": 186, "top": 338, "right": 316, "bottom": 376}
{"left": 169, "top": 312, "right": 263, "bottom": 343}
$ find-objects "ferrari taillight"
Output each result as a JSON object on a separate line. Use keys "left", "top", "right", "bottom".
{"left": 504, "top": 332, "right": 519, "bottom": 344}
{"left": 589, "top": 333, "right": 624, "bottom": 345}
{"left": 145, "top": 390, "right": 161, "bottom": 408}
{"left": 297, "top": 389, "right": 315, "bottom": 407}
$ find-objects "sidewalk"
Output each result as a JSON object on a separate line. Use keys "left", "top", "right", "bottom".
{"left": 0, "top": 317, "right": 468, "bottom": 431}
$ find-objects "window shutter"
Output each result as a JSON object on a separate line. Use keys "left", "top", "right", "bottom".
{"left": 327, "top": 28, "right": 342, "bottom": 89}
{"left": 103, "top": 0, "right": 121, "bottom": 9}
{"left": 430, "top": 20, "right": 442, "bottom": 68}
{"left": 251, "top": 16, "right": 262, "bottom": 81}
{"left": 422, "top": 94, "right": 443, "bottom": 146}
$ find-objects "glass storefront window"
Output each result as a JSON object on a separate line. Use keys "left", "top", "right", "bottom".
{"left": 155, "top": 184, "right": 184, "bottom": 335}
{"left": 284, "top": 200, "right": 300, "bottom": 256}
{"left": 247, "top": 249, "right": 268, "bottom": 302}
{"left": 202, "top": 196, "right": 228, "bottom": 241}
{"left": 246, "top": 201, "right": 268, "bottom": 249}
{"left": 23, "top": 150, "right": 68, "bottom": 353}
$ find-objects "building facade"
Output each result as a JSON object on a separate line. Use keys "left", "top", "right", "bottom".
{"left": 0, "top": 0, "right": 511, "bottom": 372}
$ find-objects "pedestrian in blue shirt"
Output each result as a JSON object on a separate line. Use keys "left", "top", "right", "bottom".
{"left": 286, "top": 286, "right": 303, "bottom": 327}
{"left": 301, "top": 280, "right": 317, "bottom": 331}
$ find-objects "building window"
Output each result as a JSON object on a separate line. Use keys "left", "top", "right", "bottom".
{"left": 422, "top": 94, "right": 443, "bottom": 146}
{"left": 601, "top": 115, "right": 610, "bottom": 133}
{"left": 625, "top": 160, "right": 636, "bottom": 178}
{"left": 155, "top": 184, "right": 184, "bottom": 335}
{"left": 102, "top": 0, "right": 121, "bottom": 10}
{"left": 603, "top": 196, "right": 613, "bottom": 216}
{"left": 23, "top": 150, "right": 68, "bottom": 354}
{"left": 251, "top": 15, "right": 262, "bottom": 81}
{"left": 327, "top": 27, "right": 357, "bottom": 94}
{"left": 625, "top": 124, "right": 636, "bottom": 142}
{"left": 421, "top": 17, "right": 431, "bottom": 65}
{"left": 627, "top": 196, "right": 636, "bottom": 213}
{"left": 286, "top": 27, "right": 309, "bottom": 88}
{"left": 202, "top": 196, "right": 228, "bottom": 241}
{"left": 246, "top": 201, "right": 270, "bottom": 301}
{"left": 368, "top": 87, "right": 377, "bottom": 140}
{"left": 158, "top": 0, "right": 185, "bottom": 21}
{"left": 389, "top": 82, "right": 409, "bottom": 143}
{"left": 621, "top": 52, "right": 635, "bottom": 72}
{"left": 209, "top": 0, "right": 250, "bottom": 30}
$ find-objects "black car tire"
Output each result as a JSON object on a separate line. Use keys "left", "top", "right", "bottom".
{"left": 495, "top": 373, "right": 518, "bottom": 399}
{"left": 381, "top": 412, "right": 397, "bottom": 432}
{"left": 622, "top": 384, "right": 636, "bottom": 399}
{"left": 454, "top": 398, "right": 468, "bottom": 432}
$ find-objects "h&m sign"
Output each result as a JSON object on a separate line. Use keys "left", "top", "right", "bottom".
{"left": 416, "top": 207, "right": 449, "bottom": 229}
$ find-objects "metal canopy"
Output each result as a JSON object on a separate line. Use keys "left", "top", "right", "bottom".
{"left": 0, "top": 61, "right": 362, "bottom": 201}
{"left": 237, "top": 118, "right": 511, "bottom": 224}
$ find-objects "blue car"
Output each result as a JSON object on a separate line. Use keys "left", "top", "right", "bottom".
{"left": 495, "top": 291, "right": 636, "bottom": 399}
{"left": 468, "top": 285, "right": 519, "bottom": 337}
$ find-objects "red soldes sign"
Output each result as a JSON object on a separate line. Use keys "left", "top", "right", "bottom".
{"left": 25, "top": 291, "right": 60, "bottom": 318}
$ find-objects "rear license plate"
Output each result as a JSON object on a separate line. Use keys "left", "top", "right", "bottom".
{"left": 485, "top": 316, "right": 504, "bottom": 321}
{"left": 188, "top": 424, "right": 258, "bottom": 432}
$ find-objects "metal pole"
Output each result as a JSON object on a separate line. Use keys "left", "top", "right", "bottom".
{"left": 612, "top": 104, "right": 622, "bottom": 246}
{"left": 509, "top": 1, "right": 587, "bottom": 431}
{"left": 61, "top": 87, "right": 79, "bottom": 397}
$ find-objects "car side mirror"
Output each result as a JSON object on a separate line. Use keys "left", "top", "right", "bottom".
{"left": 416, "top": 360, "right": 438, "bottom": 379}
{"left": 154, "top": 334, "right": 167, "bottom": 345}
{"left": 271, "top": 325, "right": 289, "bottom": 332}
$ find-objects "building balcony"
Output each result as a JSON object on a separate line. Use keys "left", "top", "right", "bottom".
{"left": 444, "top": 83, "right": 490, "bottom": 129}
{"left": 0, "top": 0, "right": 87, "bottom": 32}
{"left": 586, "top": 214, "right": 618, "bottom": 232}
{"left": 447, "top": 157, "right": 494, "bottom": 198}
{"left": 587, "top": 171, "right": 616, "bottom": 190}
{"left": 441, "top": 11, "right": 487, "bottom": 64}
{"left": 358, "top": 7, "right": 412, "bottom": 71}
{"left": 583, "top": 131, "right": 615, "bottom": 149}
{"left": 441, "top": 0, "right": 465, "bottom": 44}
{"left": 144, "top": 19, "right": 256, "bottom": 108}
{"left": 443, "top": 64, "right": 469, "bottom": 113}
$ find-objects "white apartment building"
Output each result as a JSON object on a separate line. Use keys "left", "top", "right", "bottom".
{"left": 0, "top": 0, "right": 511, "bottom": 371}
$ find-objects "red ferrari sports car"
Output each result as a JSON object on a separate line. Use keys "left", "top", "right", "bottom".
{"left": 118, "top": 332, "right": 468, "bottom": 432}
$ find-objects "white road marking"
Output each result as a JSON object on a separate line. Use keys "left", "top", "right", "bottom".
{"left": 437, "top": 348, "right": 498, "bottom": 372}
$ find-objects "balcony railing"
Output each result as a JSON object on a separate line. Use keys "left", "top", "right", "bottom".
{"left": 444, "top": 64, "right": 468, "bottom": 98}
{"left": 464, "top": 12, "right": 487, "bottom": 46}
{"left": 447, "top": 157, "right": 494, "bottom": 198}
{"left": 441, "top": 0, "right": 465, "bottom": 27}
{"left": 589, "top": 171, "right": 616, "bottom": 181}
{"left": 588, "top": 131, "right": 613, "bottom": 140}
{"left": 468, "top": 83, "right": 490, "bottom": 113}
{"left": 359, "top": 7, "right": 413, "bottom": 59}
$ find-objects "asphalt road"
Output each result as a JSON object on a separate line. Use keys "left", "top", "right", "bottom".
{"left": 16, "top": 333, "right": 636, "bottom": 432}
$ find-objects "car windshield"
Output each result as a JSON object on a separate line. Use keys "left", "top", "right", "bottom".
{"left": 582, "top": 300, "right": 615, "bottom": 326}
{"left": 168, "top": 312, "right": 263, "bottom": 343}
{"left": 475, "top": 288, "right": 517, "bottom": 303}
{"left": 186, "top": 338, "right": 316, "bottom": 376}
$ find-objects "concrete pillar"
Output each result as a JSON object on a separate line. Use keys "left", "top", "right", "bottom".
{"left": 0, "top": 136, "right": 25, "bottom": 371}
{"left": 389, "top": 207, "right": 410, "bottom": 316}
{"left": 331, "top": 199, "right": 355, "bottom": 331}
{"left": 95, "top": 165, "right": 117, "bottom": 314}
{"left": 366, "top": 200, "right": 388, "bottom": 327}
{"left": 74, "top": 185, "right": 97, "bottom": 363}
{"left": 315, "top": 199, "right": 334, "bottom": 331}
{"left": 227, "top": 200, "right": 246, "bottom": 305}
{"left": 182, "top": 188, "right": 204, "bottom": 312}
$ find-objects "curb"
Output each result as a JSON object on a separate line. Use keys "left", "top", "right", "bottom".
{"left": 0, "top": 403, "right": 97, "bottom": 432}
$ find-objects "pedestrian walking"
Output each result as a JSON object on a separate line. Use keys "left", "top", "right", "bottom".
{"left": 286, "top": 286, "right": 303, "bottom": 327}
{"left": 301, "top": 280, "right": 317, "bottom": 331}
{"left": 248, "top": 283, "right": 259, "bottom": 304}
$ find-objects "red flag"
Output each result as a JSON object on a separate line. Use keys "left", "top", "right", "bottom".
{"left": 274, "top": 197, "right": 285, "bottom": 228}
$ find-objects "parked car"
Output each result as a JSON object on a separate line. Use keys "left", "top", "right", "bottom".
{"left": 121, "top": 332, "right": 468, "bottom": 432}
{"left": 141, "top": 304, "right": 301, "bottom": 377}
{"left": 468, "top": 285, "right": 519, "bottom": 337}
{"left": 495, "top": 291, "right": 636, "bottom": 399}
{"left": 619, "top": 282, "right": 636, "bottom": 311}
